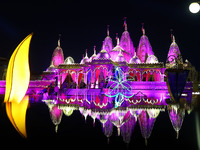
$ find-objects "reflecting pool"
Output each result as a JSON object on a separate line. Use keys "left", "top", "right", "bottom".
{"left": 1, "top": 89, "right": 197, "bottom": 150}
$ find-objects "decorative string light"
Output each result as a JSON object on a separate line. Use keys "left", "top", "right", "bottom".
{"left": 105, "top": 67, "right": 134, "bottom": 108}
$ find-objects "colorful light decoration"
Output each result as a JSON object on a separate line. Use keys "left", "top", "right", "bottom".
{"left": 105, "top": 67, "right": 134, "bottom": 108}
{"left": 4, "top": 33, "right": 33, "bottom": 138}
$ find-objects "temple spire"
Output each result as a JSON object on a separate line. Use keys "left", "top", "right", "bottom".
{"left": 117, "top": 37, "right": 120, "bottom": 46}
{"left": 93, "top": 45, "right": 96, "bottom": 55}
{"left": 172, "top": 35, "right": 175, "bottom": 43}
{"left": 142, "top": 23, "right": 145, "bottom": 35}
{"left": 123, "top": 17, "right": 127, "bottom": 31}
{"left": 116, "top": 33, "right": 118, "bottom": 40}
{"left": 85, "top": 49, "right": 88, "bottom": 58}
{"left": 102, "top": 41, "right": 105, "bottom": 49}
{"left": 170, "top": 29, "right": 175, "bottom": 42}
{"left": 58, "top": 34, "right": 61, "bottom": 47}
{"left": 107, "top": 25, "right": 110, "bottom": 36}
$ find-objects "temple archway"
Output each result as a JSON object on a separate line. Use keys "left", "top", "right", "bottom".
{"left": 99, "top": 71, "right": 105, "bottom": 88}
{"left": 128, "top": 69, "right": 141, "bottom": 81}
{"left": 153, "top": 71, "right": 161, "bottom": 81}
{"left": 148, "top": 74, "right": 154, "bottom": 81}
{"left": 142, "top": 72, "right": 147, "bottom": 81}
{"left": 94, "top": 66, "right": 108, "bottom": 88}
{"left": 87, "top": 69, "right": 91, "bottom": 88}
{"left": 142, "top": 70, "right": 161, "bottom": 82}
{"left": 78, "top": 71, "right": 84, "bottom": 88}
{"left": 61, "top": 73, "right": 73, "bottom": 89}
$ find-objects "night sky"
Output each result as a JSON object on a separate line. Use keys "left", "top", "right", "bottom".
{"left": 0, "top": 1, "right": 200, "bottom": 73}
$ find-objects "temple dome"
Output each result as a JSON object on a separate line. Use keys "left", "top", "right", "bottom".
{"left": 80, "top": 50, "right": 90, "bottom": 64}
{"left": 101, "top": 25, "right": 113, "bottom": 52}
{"left": 46, "top": 61, "right": 56, "bottom": 72}
{"left": 80, "top": 56, "right": 89, "bottom": 64}
{"left": 129, "top": 55, "right": 141, "bottom": 64}
{"left": 51, "top": 38, "right": 64, "bottom": 67}
{"left": 89, "top": 46, "right": 97, "bottom": 62}
{"left": 112, "top": 40, "right": 124, "bottom": 52}
{"left": 109, "top": 38, "right": 131, "bottom": 62}
{"left": 90, "top": 53, "right": 97, "bottom": 62}
{"left": 115, "top": 50, "right": 127, "bottom": 63}
{"left": 136, "top": 27, "right": 154, "bottom": 63}
{"left": 166, "top": 35, "right": 183, "bottom": 65}
{"left": 146, "top": 55, "right": 158, "bottom": 64}
{"left": 94, "top": 49, "right": 111, "bottom": 60}
{"left": 64, "top": 56, "right": 74, "bottom": 64}
{"left": 119, "top": 19, "right": 135, "bottom": 59}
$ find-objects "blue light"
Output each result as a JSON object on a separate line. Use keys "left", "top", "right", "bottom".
{"left": 105, "top": 67, "right": 134, "bottom": 108}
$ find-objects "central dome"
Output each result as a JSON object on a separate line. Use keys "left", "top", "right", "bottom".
{"left": 94, "top": 49, "right": 111, "bottom": 60}
{"left": 115, "top": 50, "right": 127, "bottom": 63}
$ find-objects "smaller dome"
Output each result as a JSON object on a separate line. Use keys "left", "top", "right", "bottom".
{"left": 94, "top": 49, "right": 111, "bottom": 60}
{"left": 80, "top": 51, "right": 90, "bottom": 64}
{"left": 64, "top": 56, "right": 74, "bottom": 64}
{"left": 90, "top": 53, "right": 97, "bottom": 62}
{"left": 115, "top": 50, "right": 126, "bottom": 63}
{"left": 90, "top": 46, "right": 97, "bottom": 62}
{"left": 112, "top": 38, "right": 124, "bottom": 52}
{"left": 46, "top": 61, "right": 56, "bottom": 72}
{"left": 146, "top": 55, "right": 158, "bottom": 64}
{"left": 129, "top": 56, "right": 141, "bottom": 64}
{"left": 80, "top": 57, "right": 89, "bottom": 64}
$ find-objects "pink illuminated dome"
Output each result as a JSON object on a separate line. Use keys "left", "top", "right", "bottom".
{"left": 95, "top": 49, "right": 111, "bottom": 60}
{"left": 110, "top": 38, "right": 130, "bottom": 62}
{"left": 167, "top": 35, "right": 183, "bottom": 64}
{"left": 89, "top": 46, "right": 97, "bottom": 62}
{"left": 119, "top": 18, "right": 135, "bottom": 60}
{"left": 51, "top": 38, "right": 64, "bottom": 67}
{"left": 136, "top": 27, "right": 154, "bottom": 63}
{"left": 129, "top": 53, "right": 141, "bottom": 64}
{"left": 46, "top": 61, "right": 56, "bottom": 72}
{"left": 80, "top": 50, "right": 90, "bottom": 64}
{"left": 101, "top": 25, "right": 113, "bottom": 52}
{"left": 115, "top": 50, "right": 127, "bottom": 63}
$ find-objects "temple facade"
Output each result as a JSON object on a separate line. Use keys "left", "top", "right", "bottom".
{"left": 42, "top": 20, "right": 194, "bottom": 103}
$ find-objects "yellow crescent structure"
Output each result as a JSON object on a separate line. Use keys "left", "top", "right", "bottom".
{"left": 4, "top": 33, "right": 33, "bottom": 138}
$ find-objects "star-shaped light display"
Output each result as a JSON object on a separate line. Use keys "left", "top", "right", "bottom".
{"left": 105, "top": 67, "right": 134, "bottom": 108}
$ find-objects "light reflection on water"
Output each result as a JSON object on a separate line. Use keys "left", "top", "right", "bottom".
{"left": 0, "top": 92, "right": 199, "bottom": 149}
{"left": 26, "top": 92, "right": 199, "bottom": 149}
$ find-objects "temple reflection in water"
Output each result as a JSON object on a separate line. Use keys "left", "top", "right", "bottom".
{"left": 38, "top": 90, "right": 191, "bottom": 145}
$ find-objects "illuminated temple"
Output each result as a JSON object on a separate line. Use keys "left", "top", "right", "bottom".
{"left": 0, "top": 20, "right": 197, "bottom": 144}
{"left": 35, "top": 20, "right": 196, "bottom": 144}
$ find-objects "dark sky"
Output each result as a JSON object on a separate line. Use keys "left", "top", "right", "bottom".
{"left": 0, "top": 0, "right": 200, "bottom": 73}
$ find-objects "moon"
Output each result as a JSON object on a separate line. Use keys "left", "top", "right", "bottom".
{"left": 189, "top": 2, "right": 200, "bottom": 14}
